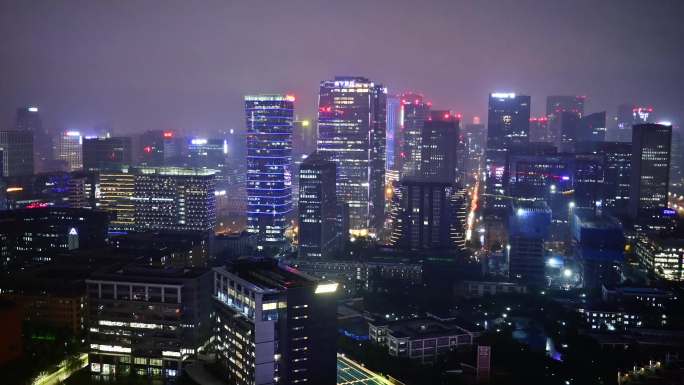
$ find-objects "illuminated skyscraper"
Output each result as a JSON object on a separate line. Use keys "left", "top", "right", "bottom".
{"left": 317, "top": 76, "right": 386, "bottom": 235}
{"left": 630, "top": 123, "right": 672, "bottom": 231}
{"left": 399, "top": 92, "right": 430, "bottom": 177}
{"left": 546, "top": 95, "right": 585, "bottom": 146}
{"left": 54, "top": 131, "right": 83, "bottom": 172}
{"left": 245, "top": 94, "right": 294, "bottom": 252}
{"left": 484, "top": 92, "right": 530, "bottom": 211}
{"left": 386, "top": 94, "right": 401, "bottom": 172}
{"left": 16, "top": 105, "right": 52, "bottom": 173}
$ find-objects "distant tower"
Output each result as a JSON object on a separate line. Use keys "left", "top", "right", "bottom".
{"left": 400, "top": 92, "right": 430, "bottom": 178}
{"left": 546, "top": 95, "right": 585, "bottom": 147}
{"left": 54, "top": 131, "right": 83, "bottom": 172}
{"left": 317, "top": 76, "right": 386, "bottom": 235}
{"left": 245, "top": 94, "right": 294, "bottom": 253}
{"left": 421, "top": 111, "right": 459, "bottom": 182}
{"left": 298, "top": 152, "right": 338, "bottom": 259}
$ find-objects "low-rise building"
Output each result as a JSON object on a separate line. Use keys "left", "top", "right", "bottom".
{"left": 459, "top": 280, "right": 528, "bottom": 298}
{"left": 369, "top": 314, "right": 480, "bottom": 363}
{"left": 636, "top": 235, "right": 684, "bottom": 281}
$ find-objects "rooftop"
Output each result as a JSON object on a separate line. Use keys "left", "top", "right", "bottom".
{"left": 216, "top": 258, "right": 317, "bottom": 292}
{"left": 371, "top": 314, "right": 479, "bottom": 340}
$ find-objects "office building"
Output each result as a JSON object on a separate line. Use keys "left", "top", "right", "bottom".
{"left": 298, "top": 152, "right": 338, "bottom": 259}
{"left": 138, "top": 130, "right": 180, "bottom": 166}
{"left": 390, "top": 179, "right": 462, "bottom": 251}
{"left": 572, "top": 209, "right": 625, "bottom": 288}
{"left": 386, "top": 95, "right": 401, "bottom": 172}
{"left": 133, "top": 167, "right": 216, "bottom": 232}
{"left": 99, "top": 169, "right": 136, "bottom": 232}
{"left": 559, "top": 111, "right": 581, "bottom": 153}
{"left": 86, "top": 265, "right": 213, "bottom": 378}
{"left": 573, "top": 153, "right": 604, "bottom": 209}
{"left": 83, "top": 136, "right": 132, "bottom": 171}
{"left": 213, "top": 259, "right": 338, "bottom": 385}
{"left": 317, "top": 77, "right": 386, "bottom": 235}
{"left": 369, "top": 314, "right": 479, "bottom": 363}
{"left": 484, "top": 93, "right": 530, "bottom": 211}
{"left": 0, "top": 207, "right": 109, "bottom": 270}
{"left": 508, "top": 201, "right": 551, "bottom": 285}
{"left": 463, "top": 119, "right": 486, "bottom": 184}
{"left": 529, "top": 116, "right": 550, "bottom": 142}
{"left": 576, "top": 111, "right": 607, "bottom": 144}
{"left": 630, "top": 123, "right": 672, "bottom": 231}
{"left": 636, "top": 235, "right": 684, "bottom": 281}
{"left": 400, "top": 92, "right": 431, "bottom": 177}
{"left": 421, "top": 111, "right": 459, "bottom": 182}
{"left": 0, "top": 130, "right": 34, "bottom": 177}
{"left": 111, "top": 231, "right": 212, "bottom": 268}
{"left": 16, "top": 105, "right": 52, "bottom": 173}
{"left": 576, "top": 141, "right": 632, "bottom": 216}
{"left": 186, "top": 137, "right": 228, "bottom": 169}
{"left": 546, "top": 95, "right": 585, "bottom": 146}
{"left": 245, "top": 94, "right": 294, "bottom": 252}
{"left": 54, "top": 130, "right": 83, "bottom": 171}
{"left": 614, "top": 105, "right": 654, "bottom": 142}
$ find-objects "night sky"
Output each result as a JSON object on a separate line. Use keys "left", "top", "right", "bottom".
{"left": 1, "top": 0, "right": 683, "bottom": 136}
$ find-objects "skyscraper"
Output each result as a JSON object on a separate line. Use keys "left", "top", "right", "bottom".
{"left": 386, "top": 94, "right": 401, "bottom": 172}
{"left": 390, "top": 179, "right": 463, "bottom": 252}
{"left": 630, "top": 123, "right": 672, "bottom": 231}
{"left": 16, "top": 105, "right": 51, "bottom": 172}
{"left": 298, "top": 152, "right": 338, "bottom": 259}
{"left": 317, "top": 76, "right": 386, "bottom": 235}
{"left": 546, "top": 95, "right": 585, "bottom": 146}
{"left": 484, "top": 92, "right": 530, "bottom": 211}
{"left": 421, "top": 110, "right": 459, "bottom": 182}
{"left": 98, "top": 169, "right": 136, "bottom": 232}
{"left": 576, "top": 111, "right": 607, "bottom": 144}
{"left": 0, "top": 130, "right": 34, "bottom": 177}
{"left": 54, "top": 131, "right": 83, "bottom": 172}
{"left": 245, "top": 94, "right": 294, "bottom": 252}
{"left": 575, "top": 141, "right": 632, "bottom": 216}
{"left": 82, "top": 136, "right": 132, "bottom": 171}
{"left": 529, "top": 116, "right": 550, "bottom": 142}
{"left": 613, "top": 105, "right": 654, "bottom": 143}
{"left": 399, "top": 92, "right": 430, "bottom": 177}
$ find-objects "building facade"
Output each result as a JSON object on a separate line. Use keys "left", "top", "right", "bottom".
{"left": 298, "top": 152, "right": 338, "bottom": 259}
{"left": 317, "top": 77, "right": 386, "bottom": 235}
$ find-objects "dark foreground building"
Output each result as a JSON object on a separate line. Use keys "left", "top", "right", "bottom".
{"left": 213, "top": 258, "right": 338, "bottom": 385}
{"left": 86, "top": 265, "right": 213, "bottom": 378}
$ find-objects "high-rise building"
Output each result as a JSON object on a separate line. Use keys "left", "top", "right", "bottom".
{"left": 399, "top": 92, "right": 430, "bottom": 177}
{"left": 213, "top": 259, "right": 338, "bottom": 385}
{"left": 317, "top": 77, "right": 386, "bottom": 235}
{"left": 138, "top": 130, "right": 180, "bottom": 166}
{"left": 390, "top": 179, "right": 463, "bottom": 251}
{"left": 546, "top": 95, "right": 585, "bottom": 146}
{"left": 421, "top": 110, "right": 459, "bottom": 182}
{"left": 630, "top": 123, "right": 672, "bottom": 231}
{"left": 529, "top": 116, "right": 550, "bottom": 142}
{"left": 613, "top": 105, "right": 654, "bottom": 142}
{"left": 508, "top": 201, "right": 551, "bottom": 286}
{"left": 245, "top": 94, "right": 294, "bottom": 252}
{"left": 575, "top": 142, "right": 632, "bottom": 216}
{"left": 463, "top": 119, "right": 486, "bottom": 184}
{"left": 572, "top": 208, "right": 624, "bottom": 289}
{"left": 99, "top": 169, "right": 136, "bottom": 232}
{"left": 0, "top": 131, "right": 34, "bottom": 177}
{"left": 576, "top": 111, "right": 607, "bottom": 144}
{"left": 186, "top": 137, "right": 227, "bottom": 169}
{"left": 485, "top": 93, "right": 530, "bottom": 212}
{"left": 298, "top": 152, "right": 338, "bottom": 259}
{"left": 86, "top": 265, "right": 213, "bottom": 379}
{"left": 16, "top": 105, "right": 52, "bottom": 173}
{"left": 559, "top": 111, "right": 581, "bottom": 153}
{"left": 573, "top": 153, "right": 604, "bottom": 209}
{"left": 54, "top": 130, "right": 83, "bottom": 172}
{"left": 133, "top": 167, "right": 216, "bottom": 232}
{"left": 386, "top": 95, "right": 401, "bottom": 172}
{"left": 82, "top": 137, "right": 132, "bottom": 172}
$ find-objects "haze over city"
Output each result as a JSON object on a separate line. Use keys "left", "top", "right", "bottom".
{"left": 2, "top": 0, "right": 683, "bottom": 134}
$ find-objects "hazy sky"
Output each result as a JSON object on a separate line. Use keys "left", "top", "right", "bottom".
{"left": 1, "top": 0, "right": 683, "bottom": 136}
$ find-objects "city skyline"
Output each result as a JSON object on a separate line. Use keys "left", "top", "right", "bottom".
{"left": 1, "top": 0, "right": 683, "bottom": 134}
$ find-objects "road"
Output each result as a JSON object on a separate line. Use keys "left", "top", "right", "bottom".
{"left": 32, "top": 353, "right": 88, "bottom": 385}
